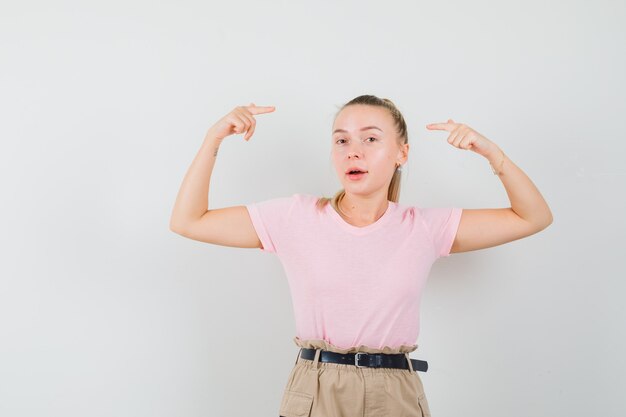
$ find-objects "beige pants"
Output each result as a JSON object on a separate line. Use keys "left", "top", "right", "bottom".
{"left": 278, "top": 337, "right": 432, "bottom": 417}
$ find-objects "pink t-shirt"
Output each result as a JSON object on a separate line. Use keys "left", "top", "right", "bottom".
{"left": 245, "top": 193, "right": 462, "bottom": 351}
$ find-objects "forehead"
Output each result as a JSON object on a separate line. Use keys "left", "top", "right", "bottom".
{"left": 332, "top": 105, "right": 392, "bottom": 133}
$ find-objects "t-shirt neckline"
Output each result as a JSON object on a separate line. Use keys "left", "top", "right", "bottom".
{"left": 326, "top": 199, "right": 395, "bottom": 235}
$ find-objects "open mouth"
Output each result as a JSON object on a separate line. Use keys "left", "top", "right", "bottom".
{"left": 346, "top": 170, "right": 368, "bottom": 180}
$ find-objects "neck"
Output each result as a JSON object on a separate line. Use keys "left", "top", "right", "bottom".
{"left": 339, "top": 194, "right": 389, "bottom": 222}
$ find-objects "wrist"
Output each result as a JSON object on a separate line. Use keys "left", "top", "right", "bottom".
{"left": 203, "top": 131, "right": 224, "bottom": 146}
{"left": 485, "top": 145, "right": 503, "bottom": 163}
{"left": 486, "top": 147, "right": 506, "bottom": 176}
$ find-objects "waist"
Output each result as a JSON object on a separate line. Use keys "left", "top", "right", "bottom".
{"left": 299, "top": 347, "right": 428, "bottom": 372}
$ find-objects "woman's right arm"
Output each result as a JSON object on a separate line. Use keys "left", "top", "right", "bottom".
{"left": 169, "top": 103, "right": 275, "bottom": 249}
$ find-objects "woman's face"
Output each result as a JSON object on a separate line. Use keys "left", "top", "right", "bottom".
{"left": 331, "top": 104, "right": 408, "bottom": 196}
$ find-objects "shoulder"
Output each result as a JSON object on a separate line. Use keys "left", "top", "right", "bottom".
{"left": 390, "top": 202, "right": 454, "bottom": 231}
{"left": 253, "top": 192, "right": 323, "bottom": 213}
{"left": 392, "top": 200, "right": 421, "bottom": 219}
{"left": 291, "top": 193, "right": 326, "bottom": 206}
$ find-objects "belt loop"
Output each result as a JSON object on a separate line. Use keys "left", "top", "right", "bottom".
{"left": 313, "top": 348, "right": 321, "bottom": 369}
{"left": 405, "top": 353, "right": 415, "bottom": 373}
{"left": 294, "top": 348, "right": 302, "bottom": 365}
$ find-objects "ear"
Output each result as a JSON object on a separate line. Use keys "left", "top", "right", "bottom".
{"left": 397, "top": 143, "right": 409, "bottom": 165}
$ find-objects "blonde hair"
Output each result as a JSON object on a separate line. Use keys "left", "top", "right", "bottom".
{"left": 316, "top": 94, "right": 409, "bottom": 213}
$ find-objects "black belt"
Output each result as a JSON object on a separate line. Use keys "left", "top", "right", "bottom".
{"left": 299, "top": 348, "right": 428, "bottom": 372}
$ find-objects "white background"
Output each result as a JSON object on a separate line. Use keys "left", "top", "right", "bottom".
{"left": 1, "top": 1, "right": 624, "bottom": 416}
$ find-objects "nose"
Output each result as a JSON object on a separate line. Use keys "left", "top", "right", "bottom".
{"left": 347, "top": 143, "right": 364, "bottom": 159}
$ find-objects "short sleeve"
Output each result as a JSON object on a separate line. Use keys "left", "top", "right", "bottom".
{"left": 245, "top": 194, "right": 298, "bottom": 254}
{"left": 419, "top": 207, "right": 463, "bottom": 258}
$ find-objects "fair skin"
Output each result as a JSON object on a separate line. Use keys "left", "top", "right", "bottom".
{"left": 332, "top": 103, "right": 553, "bottom": 253}
{"left": 169, "top": 103, "right": 553, "bottom": 254}
{"left": 425, "top": 117, "right": 553, "bottom": 253}
{"left": 331, "top": 104, "right": 408, "bottom": 226}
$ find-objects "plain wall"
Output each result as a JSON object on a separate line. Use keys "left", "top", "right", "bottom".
{"left": 1, "top": 1, "right": 624, "bottom": 416}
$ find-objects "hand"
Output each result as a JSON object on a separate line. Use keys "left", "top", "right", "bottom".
{"left": 426, "top": 119, "right": 498, "bottom": 159}
{"left": 206, "top": 103, "right": 276, "bottom": 142}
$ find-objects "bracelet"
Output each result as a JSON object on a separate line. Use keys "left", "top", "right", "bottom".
{"left": 489, "top": 149, "right": 506, "bottom": 175}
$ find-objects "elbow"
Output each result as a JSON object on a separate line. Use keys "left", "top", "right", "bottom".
{"left": 537, "top": 212, "right": 554, "bottom": 232}
{"left": 534, "top": 204, "right": 554, "bottom": 231}
{"left": 169, "top": 218, "right": 187, "bottom": 235}
{"left": 544, "top": 209, "right": 554, "bottom": 228}
{"left": 524, "top": 212, "right": 553, "bottom": 236}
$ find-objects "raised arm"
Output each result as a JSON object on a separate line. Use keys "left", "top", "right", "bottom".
{"left": 169, "top": 103, "right": 275, "bottom": 248}
{"left": 426, "top": 119, "right": 553, "bottom": 254}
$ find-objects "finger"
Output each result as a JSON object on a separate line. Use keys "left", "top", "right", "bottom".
{"left": 246, "top": 105, "right": 276, "bottom": 115}
{"left": 238, "top": 113, "right": 253, "bottom": 135}
{"left": 244, "top": 122, "right": 256, "bottom": 141}
{"left": 239, "top": 105, "right": 258, "bottom": 119}
{"left": 237, "top": 108, "right": 256, "bottom": 127}
{"left": 459, "top": 134, "right": 472, "bottom": 150}
{"left": 451, "top": 131, "right": 466, "bottom": 147}
{"left": 231, "top": 115, "right": 248, "bottom": 134}
{"left": 448, "top": 125, "right": 467, "bottom": 146}
{"left": 426, "top": 122, "right": 456, "bottom": 131}
{"left": 239, "top": 112, "right": 256, "bottom": 140}
{"left": 458, "top": 130, "right": 473, "bottom": 149}
{"left": 237, "top": 106, "right": 259, "bottom": 139}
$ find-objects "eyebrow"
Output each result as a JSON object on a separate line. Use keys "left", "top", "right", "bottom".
{"left": 332, "top": 126, "right": 383, "bottom": 135}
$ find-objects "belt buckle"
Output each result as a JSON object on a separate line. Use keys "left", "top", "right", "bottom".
{"left": 354, "top": 352, "right": 367, "bottom": 368}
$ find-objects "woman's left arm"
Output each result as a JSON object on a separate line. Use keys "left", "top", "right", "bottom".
{"left": 426, "top": 119, "right": 553, "bottom": 254}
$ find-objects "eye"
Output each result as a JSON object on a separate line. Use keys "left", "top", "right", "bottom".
{"left": 335, "top": 137, "right": 377, "bottom": 145}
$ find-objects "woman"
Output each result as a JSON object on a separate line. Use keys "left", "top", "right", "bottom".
{"left": 169, "top": 95, "right": 553, "bottom": 417}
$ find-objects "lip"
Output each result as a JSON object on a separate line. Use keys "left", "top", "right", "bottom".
{"left": 345, "top": 167, "right": 368, "bottom": 174}
{"left": 345, "top": 171, "right": 368, "bottom": 181}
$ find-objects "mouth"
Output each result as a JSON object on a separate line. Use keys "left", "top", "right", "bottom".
{"left": 346, "top": 170, "right": 368, "bottom": 180}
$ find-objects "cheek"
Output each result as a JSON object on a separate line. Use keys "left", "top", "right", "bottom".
{"left": 369, "top": 151, "right": 393, "bottom": 165}
{"left": 331, "top": 155, "right": 343, "bottom": 172}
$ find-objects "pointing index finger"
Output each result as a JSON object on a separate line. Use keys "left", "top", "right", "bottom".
{"left": 426, "top": 121, "right": 455, "bottom": 131}
{"left": 247, "top": 105, "right": 276, "bottom": 115}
